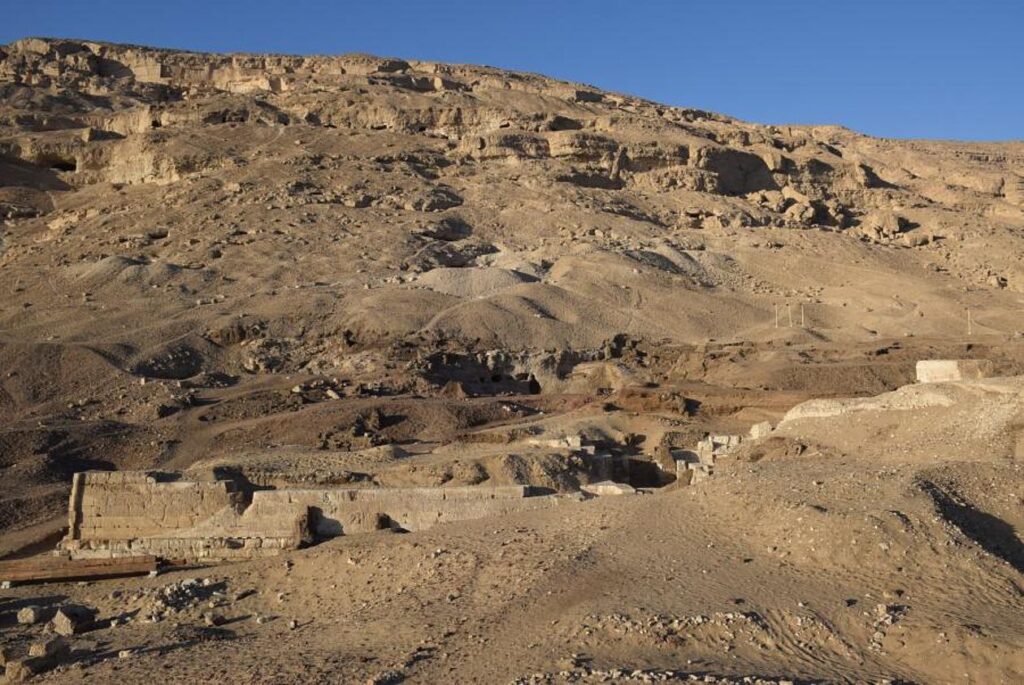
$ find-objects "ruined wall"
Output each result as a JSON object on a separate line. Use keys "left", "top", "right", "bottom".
{"left": 916, "top": 359, "right": 993, "bottom": 383}
{"left": 61, "top": 472, "right": 309, "bottom": 560}
{"left": 60, "top": 472, "right": 574, "bottom": 561}
{"left": 66, "top": 471, "right": 238, "bottom": 539}
{"left": 255, "top": 485, "right": 568, "bottom": 536}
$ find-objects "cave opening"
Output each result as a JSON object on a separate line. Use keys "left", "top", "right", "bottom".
{"left": 46, "top": 158, "right": 77, "bottom": 172}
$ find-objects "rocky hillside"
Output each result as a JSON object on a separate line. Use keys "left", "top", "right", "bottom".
{"left": 2, "top": 38, "right": 1023, "bottom": 353}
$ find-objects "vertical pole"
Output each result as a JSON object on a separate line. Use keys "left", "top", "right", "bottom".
{"left": 967, "top": 308, "right": 972, "bottom": 336}
{"left": 801, "top": 304, "right": 805, "bottom": 328}
{"left": 787, "top": 304, "right": 793, "bottom": 328}
{"left": 774, "top": 304, "right": 779, "bottom": 329}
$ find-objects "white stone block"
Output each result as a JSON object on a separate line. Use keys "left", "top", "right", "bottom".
{"left": 916, "top": 359, "right": 992, "bottom": 383}
{"left": 581, "top": 481, "right": 636, "bottom": 497}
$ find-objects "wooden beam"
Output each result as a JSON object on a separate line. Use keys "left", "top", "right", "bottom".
{"left": 0, "top": 555, "right": 157, "bottom": 586}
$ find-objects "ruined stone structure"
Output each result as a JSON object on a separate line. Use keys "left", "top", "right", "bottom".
{"left": 59, "top": 471, "right": 573, "bottom": 561}
{"left": 62, "top": 472, "right": 310, "bottom": 560}
{"left": 256, "top": 485, "right": 569, "bottom": 538}
{"left": 916, "top": 359, "right": 994, "bottom": 383}
{"left": 673, "top": 434, "right": 744, "bottom": 484}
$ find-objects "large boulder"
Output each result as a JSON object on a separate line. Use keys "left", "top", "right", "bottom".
{"left": 858, "top": 210, "right": 906, "bottom": 242}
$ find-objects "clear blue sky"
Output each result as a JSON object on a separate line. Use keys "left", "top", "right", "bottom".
{"left": 5, "top": 0, "right": 1022, "bottom": 141}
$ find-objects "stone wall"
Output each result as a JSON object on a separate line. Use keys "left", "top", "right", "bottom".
{"left": 673, "top": 434, "right": 744, "bottom": 485}
{"left": 254, "top": 485, "right": 564, "bottom": 537}
{"left": 916, "top": 359, "right": 993, "bottom": 383}
{"left": 60, "top": 472, "right": 574, "bottom": 561}
{"left": 67, "top": 472, "right": 238, "bottom": 540}
{"left": 61, "top": 472, "right": 309, "bottom": 561}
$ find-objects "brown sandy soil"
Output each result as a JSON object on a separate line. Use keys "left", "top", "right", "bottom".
{"left": 1, "top": 38, "right": 1023, "bottom": 683}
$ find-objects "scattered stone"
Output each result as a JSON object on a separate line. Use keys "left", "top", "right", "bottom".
{"left": 50, "top": 605, "right": 97, "bottom": 636}
{"left": 28, "top": 637, "right": 68, "bottom": 660}
{"left": 16, "top": 605, "right": 45, "bottom": 625}
{"left": 858, "top": 210, "right": 906, "bottom": 243}
{"left": 3, "top": 656, "right": 53, "bottom": 682}
{"left": 366, "top": 669, "right": 404, "bottom": 685}
{"left": 203, "top": 612, "right": 226, "bottom": 626}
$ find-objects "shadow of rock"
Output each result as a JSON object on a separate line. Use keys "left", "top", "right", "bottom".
{"left": 920, "top": 480, "right": 1024, "bottom": 573}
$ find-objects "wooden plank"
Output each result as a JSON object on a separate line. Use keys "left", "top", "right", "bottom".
{"left": 0, "top": 557, "right": 150, "bottom": 571}
{"left": 0, "top": 555, "right": 157, "bottom": 585}
{"left": 0, "top": 562, "right": 155, "bottom": 580}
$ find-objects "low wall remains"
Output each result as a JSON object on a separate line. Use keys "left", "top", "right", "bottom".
{"left": 60, "top": 472, "right": 571, "bottom": 561}
{"left": 916, "top": 359, "right": 993, "bottom": 383}
{"left": 257, "top": 485, "right": 559, "bottom": 537}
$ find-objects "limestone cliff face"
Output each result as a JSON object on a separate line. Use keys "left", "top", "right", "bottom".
{"left": 1, "top": 37, "right": 1023, "bottom": 375}
{"left": 3, "top": 37, "right": 1020, "bottom": 224}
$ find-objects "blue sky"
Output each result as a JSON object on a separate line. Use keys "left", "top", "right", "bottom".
{"left": 4, "top": 0, "right": 1021, "bottom": 141}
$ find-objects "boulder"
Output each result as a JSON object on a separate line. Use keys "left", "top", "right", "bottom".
{"left": 50, "top": 605, "right": 97, "bottom": 636}
{"left": 581, "top": 481, "right": 636, "bottom": 497}
{"left": 859, "top": 210, "right": 906, "bottom": 242}
{"left": 415, "top": 216, "right": 472, "bottom": 242}
{"left": 987, "top": 274, "right": 1008, "bottom": 289}
{"left": 781, "top": 185, "right": 811, "bottom": 205}
{"left": 902, "top": 232, "right": 931, "bottom": 248}
{"left": 783, "top": 202, "right": 816, "bottom": 224}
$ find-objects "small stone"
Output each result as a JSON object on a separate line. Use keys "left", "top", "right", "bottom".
{"left": 16, "top": 606, "right": 44, "bottom": 625}
{"left": 28, "top": 637, "right": 68, "bottom": 659}
{"left": 4, "top": 656, "right": 52, "bottom": 681}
